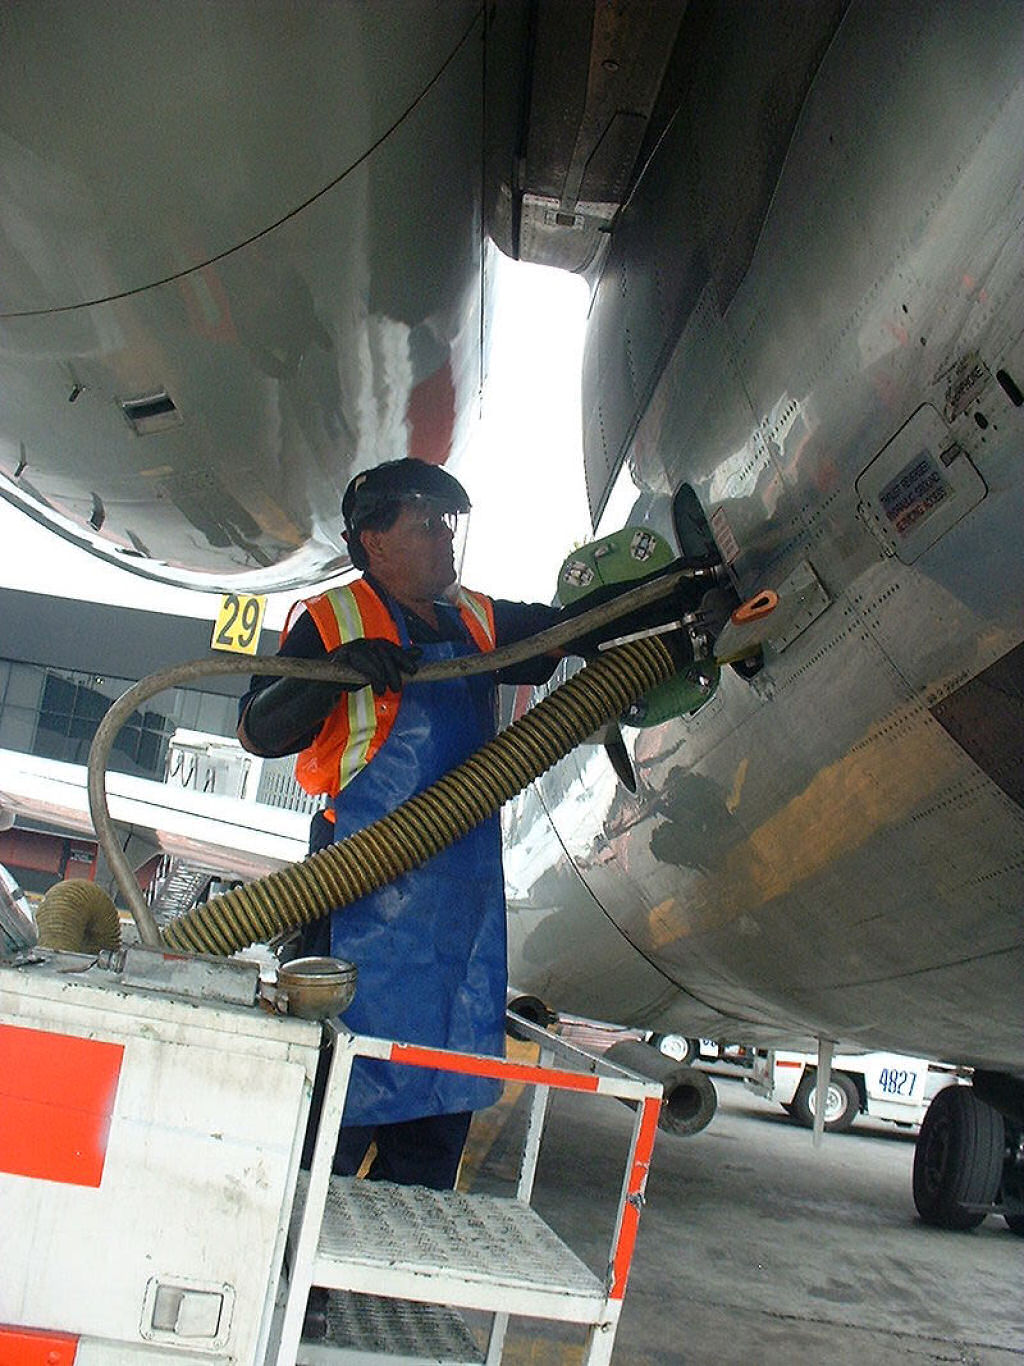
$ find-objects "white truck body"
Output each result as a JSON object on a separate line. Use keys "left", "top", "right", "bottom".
{"left": 1, "top": 953, "right": 323, "bottom": 1363}
{"left": 747, "top": 1049, "right": 964, "bottom": 1129}
{"left": 1, "top": 953, "right": 663, "bottom": 1363}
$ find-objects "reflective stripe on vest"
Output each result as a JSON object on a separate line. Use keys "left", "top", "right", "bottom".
{"left": 292, "top": 580, "right": 496, "bottom": 797}
{"left": 455, "top": 587, "right": 497, "bottom": 654}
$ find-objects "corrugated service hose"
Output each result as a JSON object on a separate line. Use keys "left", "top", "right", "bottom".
{"left": 163, "top": 635, "right": 677, "bottom": 957}
{"left": 36, "top": 880, "right": 121, "bottom": 953}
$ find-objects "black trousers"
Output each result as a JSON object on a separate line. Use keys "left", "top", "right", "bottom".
{"left": 330, "top": 1111, "right": 473, "bottom": 1189}
{"left": 301, "top": 1035, "right": 473, "bottom": 1189}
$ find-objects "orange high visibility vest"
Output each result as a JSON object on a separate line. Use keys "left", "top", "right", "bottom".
{"left": 291, "top": 579, "right": 497, "bottom": 797}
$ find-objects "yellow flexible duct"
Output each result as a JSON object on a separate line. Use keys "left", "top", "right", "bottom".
{"left": 89, "top": 562, "right": 713, "bottom": 945}
{"left": 163, "top": 635, "right": 676, "bottom": 957}
{"left": 36, "top": 880, "right": 122, "bottom": 954}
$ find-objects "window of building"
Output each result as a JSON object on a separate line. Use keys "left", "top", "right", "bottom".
{"left": 0, "top": 661, "right": 239, "bottom": 781}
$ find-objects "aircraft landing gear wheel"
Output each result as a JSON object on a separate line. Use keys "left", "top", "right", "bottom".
{"left": 1002, "top": 1121, "right": 1024, "bottom": 1236}
{"left": 649, "top": 1033, "right": 698, "bottom": 1064}
{"left": 791, "top": 1070, "right": 858, "bottom": 1132}
{"left": 912, "top": 1087, "right": 1003, "bottom": 1230}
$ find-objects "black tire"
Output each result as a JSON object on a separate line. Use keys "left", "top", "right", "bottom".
{"left": 661, "top": 1064, "right": 718, "bottom": 1137}
{"left": 604, "top": 1042, "right": 718, "bottom": 1136}
{"left": 649, "top": 1033, "right": 699, "bottom": 1065}
{"left": 506, "top": 995, "right": 555, "bottom": 1040}
{"left": 912, "top": 1087, "right": 1003, "bottom": 1230}
{"left": 1001, "top": 1121, "right": 1024, "bottom": 1235}
{"left": 790, "top": 1070, "right": 859, "bottom": 1133}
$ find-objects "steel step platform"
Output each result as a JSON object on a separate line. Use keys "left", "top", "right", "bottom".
{"left": 291, "top": 1174, "right": 607, "bottom": 1324}
{"left": 296, "top": 1290, "right": 484, "bottom": 1365}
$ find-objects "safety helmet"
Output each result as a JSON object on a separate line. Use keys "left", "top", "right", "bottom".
{"left": 342, "top": 458, "right": 472, "bottom": 573}
{"left": 343, "top": 459, "right": 470, "bottom": 532}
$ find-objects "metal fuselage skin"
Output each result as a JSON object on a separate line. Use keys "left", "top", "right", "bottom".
{"left": 1, "top": 5, "right": 1021, "bottom": 1076}
{"left": 0, "top": 2, "right": 488, "bottom": 590}
{"left": 505, "top": 1, "right": 1024, "bottom": 1074}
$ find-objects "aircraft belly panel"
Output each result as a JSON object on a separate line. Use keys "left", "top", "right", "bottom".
{"left": 586, "top": 0, "right": 1024, "bottom": 589}
{"left": 516, "top": 563, "right": 1024, "bottom": 1062}
{"left": 502, "top": 784, "right": 684, "bottom": 1027}
{"left": 579, "top": 0, "right": 849, "bottom": 522}
{"left": 931, "top": 642, "right": 1024, "bottom": 813}
{"left": 0, "top": 2, "right": 481, "bottom": 306}
{"left": 0, "top": 6, "right": 487, "bottom": 587}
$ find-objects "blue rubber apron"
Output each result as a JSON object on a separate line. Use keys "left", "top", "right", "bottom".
{"left": 328, "top": 603, "right": 506, "bottom": 1126}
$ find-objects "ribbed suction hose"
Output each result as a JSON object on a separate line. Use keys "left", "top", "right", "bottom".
{"left": 36, "top": 880, "right": 122, "bottom": 953}
{"left": 163, "top": 635, "right": 677, "bottom": 957}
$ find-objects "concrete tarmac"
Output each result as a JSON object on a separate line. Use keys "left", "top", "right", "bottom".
{"left": 468, "top": 1067, "right": 1024, "bottom": 1365}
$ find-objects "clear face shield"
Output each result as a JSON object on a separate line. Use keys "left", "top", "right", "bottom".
{"left": 398, "top": 493, "right": 471, "bottom": 601}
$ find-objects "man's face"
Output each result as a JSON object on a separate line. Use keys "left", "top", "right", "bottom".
{"left": 361, "top": 500, "right": 458, "bottom": 600}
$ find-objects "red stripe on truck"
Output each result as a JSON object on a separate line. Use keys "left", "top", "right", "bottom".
{"left": 0, "top": 1025, "right": 123, "bottom": 1187}
{"left": 0, "top": 1326, "right": 79, "bottom": 1364}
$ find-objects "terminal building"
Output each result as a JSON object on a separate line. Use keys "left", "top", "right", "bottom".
{"left": 0, "top": 586, "right": 312, "bottom": 922}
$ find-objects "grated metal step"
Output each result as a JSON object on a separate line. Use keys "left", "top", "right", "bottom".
{"left": 296, "top": 1290, "right": 484, "bottom": 1365}
{"left": 292, "top": 1175, "right": 607, "bottom": 1324}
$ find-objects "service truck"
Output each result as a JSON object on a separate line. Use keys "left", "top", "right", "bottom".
{"left": 747, "top": 1048, "right": 965, "bottom": 1132}
{"left": 1, "top": 944, "right": 665, "bottom": 1364}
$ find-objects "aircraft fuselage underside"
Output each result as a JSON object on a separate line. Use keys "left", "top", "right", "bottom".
{"left": 505, "top": 0, "right": 1024, "bottom": 1076}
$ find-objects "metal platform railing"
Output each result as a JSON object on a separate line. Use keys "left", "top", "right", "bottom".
{"left": 276, "top": 1013, "right": 664, "bottom": 1365}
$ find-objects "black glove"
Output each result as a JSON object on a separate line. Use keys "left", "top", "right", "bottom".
{"left": 331, "top": 638, "right": 420, "bottom": 695}
{"left": 239, "top": 639, "right": 420, "bottom": 756}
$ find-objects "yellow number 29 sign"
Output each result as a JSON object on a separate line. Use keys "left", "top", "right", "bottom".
{"left": 211, "top": 593, "right": 267, "bottom": 655}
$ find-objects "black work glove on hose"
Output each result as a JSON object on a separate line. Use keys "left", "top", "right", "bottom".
{"left": 239, "top": 638, "right": 420, "bottom": 757}
{"left": 336, "top": 638, "right": 421, "bottom": 694}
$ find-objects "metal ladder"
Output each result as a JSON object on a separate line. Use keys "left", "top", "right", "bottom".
{"left": 273, "top": 1016, "right": 663, "bottom": 1365}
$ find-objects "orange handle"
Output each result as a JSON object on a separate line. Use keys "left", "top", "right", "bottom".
{"left": 731, "top": 589, "right": 779, "bottom": 624}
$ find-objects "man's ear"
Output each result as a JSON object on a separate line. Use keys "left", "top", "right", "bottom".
{"left": 359, "top": 526, "right": 384, "bottom": 569}
{"left": 343, "top": 527, "right": 364, "bottom": 569}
